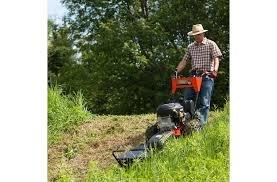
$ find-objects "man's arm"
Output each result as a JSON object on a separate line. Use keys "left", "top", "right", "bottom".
{"left": 210, "top": 41, "right": 222, "bottom": 72}
{"left": 209, "top": 57, "right": 220, "bottom": 78}
{"left": 213, "top": 57, "right": 220, "bottom": 72}
{"left": 176, "top": 57, "right": 187, "bottom": 73}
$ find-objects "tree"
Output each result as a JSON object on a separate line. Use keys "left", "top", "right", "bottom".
{"left": 53, "top": 0, "right": 229, "bottom": 114}
{"left": 48, "top": 19, "right": 75, "bottom": 84}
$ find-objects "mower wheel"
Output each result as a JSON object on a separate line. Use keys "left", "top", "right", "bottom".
{"left": 145, "top": 123, "right": 159, "bottom": 141}
{"left": 184, "top": 119, "right": 201, "bottom": 135}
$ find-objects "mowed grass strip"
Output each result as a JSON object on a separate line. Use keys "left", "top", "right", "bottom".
{"left": 48, "top": 114, "right": 156, "bottom": 181}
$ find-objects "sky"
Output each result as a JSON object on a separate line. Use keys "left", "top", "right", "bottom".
{"left": 48, "top": 0, "right": 67, "bottom": 23}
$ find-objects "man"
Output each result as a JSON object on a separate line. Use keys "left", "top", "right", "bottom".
{"left": 176, "top": 24, "right": 222, "bottom": 127}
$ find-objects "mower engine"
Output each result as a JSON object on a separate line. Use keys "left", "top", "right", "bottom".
{"left": 146, "top": 101, "right": 194, "bottom": 149}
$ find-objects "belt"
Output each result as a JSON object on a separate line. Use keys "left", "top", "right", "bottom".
{"left": 190, "top": 69, "right": 205, "bottom": 76}
{"left": 190, "top": 69, "right": 212, "bottom": 77}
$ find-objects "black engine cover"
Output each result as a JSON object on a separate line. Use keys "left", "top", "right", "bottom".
{"left": 156, "top": 103, "right": 183, "bottom": 117}
{"left": 182, "top": 100, "right": 195, "bottom": 116}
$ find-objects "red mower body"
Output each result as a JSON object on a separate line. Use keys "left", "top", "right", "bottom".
{"left": 171, "top": 76, "right": 202, "bottom": 94}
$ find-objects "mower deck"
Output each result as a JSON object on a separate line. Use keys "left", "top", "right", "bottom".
{"left": 112, "top": 131, "right": 174, "bottom": 167}
{"left": 112, "top": 143, "right": 147, "bottom": 167}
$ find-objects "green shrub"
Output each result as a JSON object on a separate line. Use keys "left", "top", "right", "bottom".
{"left": 48, "top": 86, "right": 92, "bottom": 144}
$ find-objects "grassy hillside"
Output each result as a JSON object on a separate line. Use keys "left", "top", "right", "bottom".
{"left": 48, "top": 101, "right": 229, "bottom": 181}
{"left": 85, "top": 102, "right": 229, "bottom": 182}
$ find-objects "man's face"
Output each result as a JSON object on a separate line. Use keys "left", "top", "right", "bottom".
{"left": 193, "top": 33, "right": 204, "bottom": 43}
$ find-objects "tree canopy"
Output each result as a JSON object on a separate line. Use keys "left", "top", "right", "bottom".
{"left": 48, "top": 0, "right": 229, "bottom": 114}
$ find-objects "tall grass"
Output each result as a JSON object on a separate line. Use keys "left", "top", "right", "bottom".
{"left": 48, "top": 86, "right": 92, "bottom": 144}
{"left": 85, "top": 102, "right": 229, "bottom": 182}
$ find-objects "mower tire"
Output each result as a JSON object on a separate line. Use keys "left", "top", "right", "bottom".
{"left": 184, "top": 119, "right": 202, "bottom": 134}
{"left": 145, "top": 123, "right": 159, "bottom": 141}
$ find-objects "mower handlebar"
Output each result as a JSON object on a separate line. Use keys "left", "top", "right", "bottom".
{"left": 175, "top": 68, "right": 179, "bottom": 77}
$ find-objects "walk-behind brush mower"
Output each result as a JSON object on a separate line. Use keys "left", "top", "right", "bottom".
{"left": 112, "top": 72, "right": 203, "bottom": 167}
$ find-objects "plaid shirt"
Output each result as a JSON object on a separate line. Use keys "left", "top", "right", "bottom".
{"left": 183, "top": 38, "right": 222, "bottom": 72}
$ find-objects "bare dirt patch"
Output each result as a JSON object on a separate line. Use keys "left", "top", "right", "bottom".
{"left": 48, "top": 114, "right": 156, "bottom": 181}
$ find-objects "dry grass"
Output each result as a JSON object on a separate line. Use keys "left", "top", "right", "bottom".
{"left": 48, "top": 114, "right": 156, "bottom": 181}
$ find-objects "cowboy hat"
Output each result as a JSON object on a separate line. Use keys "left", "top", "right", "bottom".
{"left": 187, "top": 24, "right": 208, "bottom": 36}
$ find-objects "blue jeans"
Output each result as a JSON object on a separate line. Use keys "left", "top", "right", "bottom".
{"left": 183, "top": 75, "right": 214, "bottom": 126}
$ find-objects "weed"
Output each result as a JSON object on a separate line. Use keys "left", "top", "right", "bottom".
{"left": 54, "top": 159, "right": 75, "bottom": 182}
{"left": 48, "top": 85, "right": 92, "bottom": 144}
{"left": 64, "top": 145, "right": 78, "bottom": 160}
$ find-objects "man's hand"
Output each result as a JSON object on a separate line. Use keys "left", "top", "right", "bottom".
{"left": 210, "top": 70, "right": 218, "bottom": 78}
{"left": 172, "top": 68, "right": 178, "bottom": 77}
